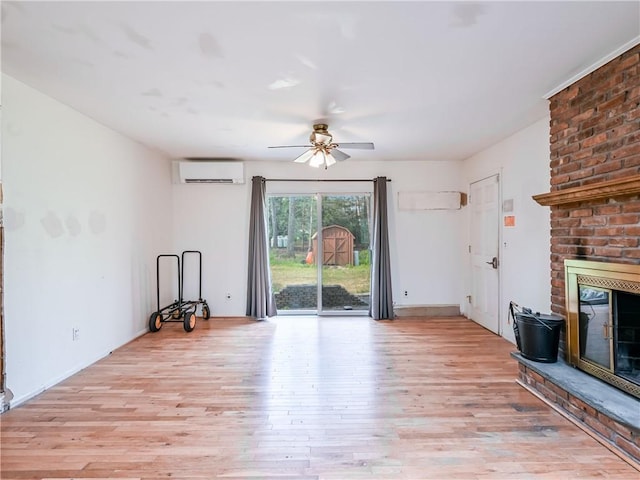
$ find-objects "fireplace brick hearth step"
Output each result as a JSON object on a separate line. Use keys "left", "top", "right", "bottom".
{"left": 512, "top": 352, "right": 640, "bottom": 467}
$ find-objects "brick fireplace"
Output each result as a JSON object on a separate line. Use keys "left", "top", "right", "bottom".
{"left": 545, "top": 43, "right": 640, "bottom": 325}
{"left": 521, "top": 43, "right": 640, "bottom": 465}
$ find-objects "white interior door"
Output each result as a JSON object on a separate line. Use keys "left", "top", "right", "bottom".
{"left": 470, "top": 174, "right": 500, "bottom": 334}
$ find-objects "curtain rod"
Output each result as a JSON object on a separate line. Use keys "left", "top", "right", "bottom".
{"left": 263, "top": 178, "right": 391, "bottom": 182}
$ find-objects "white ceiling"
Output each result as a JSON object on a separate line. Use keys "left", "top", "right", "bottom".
{"left": 2, "top": 1, "right": 639, "bottom": 163}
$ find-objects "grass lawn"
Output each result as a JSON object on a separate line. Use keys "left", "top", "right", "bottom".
{"left": 270, "top": 256, "right": 370, "bottom": 294}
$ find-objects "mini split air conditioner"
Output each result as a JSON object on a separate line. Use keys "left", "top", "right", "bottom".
{"left": 177, "top": 161, "right": 245, "bottom": 184}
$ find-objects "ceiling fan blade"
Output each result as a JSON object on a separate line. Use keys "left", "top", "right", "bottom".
{"left": 269, "top": 145, "right": 312, "bottom": 149}
{"left": 333, "top": 142, "right": 375, "bottom": 150}
{"left": 331, "top": 149, "right": 351, "bottom": 161}
{"left": 293, "top": 149, "right": 315, "bottom": 163}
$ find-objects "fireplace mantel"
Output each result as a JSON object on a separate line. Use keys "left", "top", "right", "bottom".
{"left": 533, "top": 174, "right": 640, "bottom": 206}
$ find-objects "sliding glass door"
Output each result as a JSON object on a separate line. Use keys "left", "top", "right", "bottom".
{"left": 267, "top": 193, "right": 371, "bottom": 315}
{"left": 268, "top": 195, "right": 318, "bottom": 312}
{"left": 320, "top": 195, "right": 370, "bottom": 312}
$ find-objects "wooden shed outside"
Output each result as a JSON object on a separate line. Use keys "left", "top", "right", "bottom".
{"left": 311, "top": 225, "right": 354, "bottom": 266}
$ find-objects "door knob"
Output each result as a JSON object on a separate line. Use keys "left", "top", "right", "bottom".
{"left": 486, "top": 257, "right": 498, "bottom": 269}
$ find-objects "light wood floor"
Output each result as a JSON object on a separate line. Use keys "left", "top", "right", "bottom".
{"left": 1, "top": 316, "right": 637, "bottom": 479}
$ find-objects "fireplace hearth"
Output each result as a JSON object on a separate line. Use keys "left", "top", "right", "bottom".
{"left": 514, "top": 353, "right": 640, "bottom": 465}
{"left": 565, "top": 260, "right": 640, "bottom": 399}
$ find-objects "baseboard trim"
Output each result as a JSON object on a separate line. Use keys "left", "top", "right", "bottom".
{"left": 394, "top": 305, "right": 460, "bottom": 317}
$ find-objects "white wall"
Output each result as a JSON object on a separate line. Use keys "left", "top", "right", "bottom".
{"left": 2, "top": 75, "right": 173, "bottom": 406}
{"left": 171, "top": 159, "right": 467, "bottom": 316}
{"left": 0, "top": 71, "right": 552, "bottom": 406}
{"left": 462, "top": 116, "right": 552, "bottom": 343}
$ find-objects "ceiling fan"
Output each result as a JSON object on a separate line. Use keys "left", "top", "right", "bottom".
{"left": 269, "top": 123, "right": 374, "bottom": 168}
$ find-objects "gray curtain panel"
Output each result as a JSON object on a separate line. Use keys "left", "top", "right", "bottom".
{"left": 370, "top": 177, "right": 394, "bottom": 320}
{"left": 246, "top": 176, "right": 277, "bottom": 320}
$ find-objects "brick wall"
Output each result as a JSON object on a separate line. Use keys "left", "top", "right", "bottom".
{"left": 548, "top": 44, "right": 640, "bottom": 327}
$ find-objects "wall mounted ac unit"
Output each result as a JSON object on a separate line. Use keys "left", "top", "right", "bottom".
{"left": 397, "top": 191, "right": 467, "bottom": 210}
{"left": 177, "top": 161, "right": 245, "bottom": 184}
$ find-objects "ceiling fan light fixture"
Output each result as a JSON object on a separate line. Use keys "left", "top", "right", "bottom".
{"left": 309, "top": 123, "right": 333, "bottom": 146}
{"left": 293, "top": 149, "right": 316, "bottom": 163}
{"left": 270, "top": 122, "right": 373, "bottom": 167}
{"left": 310, "top": 131, "right": 332, "bottom": 146}
{"left": 309, "top": 149, "right": 325, "bottom": 168}
{"left": 324, "top": 151, "right": 337, "bottom": 167}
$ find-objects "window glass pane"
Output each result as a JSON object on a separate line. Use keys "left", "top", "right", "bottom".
{"left": 320, "top": 195, "right": 371, "bottom": 312}
{"left": 579, "top": 286, "right": 610, "bottom": 369}
{"left": 614, "top": 291, "right": 640, "bottom": 386}
{"left": 268, "top": 195, "right": 318, "bottom": 312}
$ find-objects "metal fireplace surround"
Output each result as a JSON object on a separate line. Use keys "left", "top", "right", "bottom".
{"left": 565, "top": 259, "right": 640, "bottom": 399}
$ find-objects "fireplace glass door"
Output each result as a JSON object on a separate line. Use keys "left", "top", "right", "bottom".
{"left": 578, "top": 285, "right": 640, "bottom": 390}
{"left": 565, "top": 260, "right": 640, "bottom": 399}
{"left": 614, "top": 291, "right": 640, "bottom": 386}
{"left": 578, "top": 286, "right": 611, "bottom": 370}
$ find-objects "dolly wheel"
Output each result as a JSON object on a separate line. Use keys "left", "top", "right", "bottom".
{"left": 149, "top": 312, "right": 162, "bottom": 332}
{"left": 202, "top": 304, "right": 210, "bottom": 320}
{"left": 172, "top": 309, "right": 181, "bottom": 319}
{"left": 183, "top": 311, "right": 196, "bottom": 332}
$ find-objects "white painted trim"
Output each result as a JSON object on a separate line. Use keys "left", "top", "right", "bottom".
{"left": 544, "top": 36, "right": 640, "bottom": 99}
{"left": 498, "top": 166, "right": 504, "bottom": 337}
{"left": 394, "top": 304, "right": 461, "bottom": 317}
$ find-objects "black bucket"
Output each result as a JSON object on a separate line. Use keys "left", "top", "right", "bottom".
{"left": 510, "top": 303, "right": 563, "bottom": 363}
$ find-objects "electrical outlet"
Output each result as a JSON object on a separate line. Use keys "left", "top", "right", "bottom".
{"left": 226, "top": 293, "right": 231, "bottom": 300}
{"left": 72, "top": 328, "right": 80, "bottom": 341}
{"left": 404, "top": 290, "right": 408, "bottom": 297}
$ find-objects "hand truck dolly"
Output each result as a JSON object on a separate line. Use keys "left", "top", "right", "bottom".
{"left": 148, "top": 251, "right": 210, "bottom": 333}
